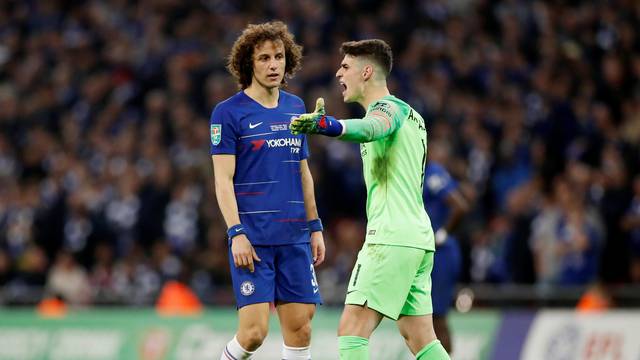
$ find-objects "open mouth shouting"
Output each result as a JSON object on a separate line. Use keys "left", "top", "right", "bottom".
{"left": 339, "top": 80, "right": 347, "bottom": 95}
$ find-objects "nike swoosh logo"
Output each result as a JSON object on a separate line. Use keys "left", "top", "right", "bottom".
{"left": 346, "top": 290, "right": 357, "bottom": 295}
{"left": 249, "top": 122, "right": 263, "bottom": 129}
{"left": 235, "top": 228, "right": 243, "bottom": 232}
{"left": 313, "top": 288, "right": 319, "bottom": 294}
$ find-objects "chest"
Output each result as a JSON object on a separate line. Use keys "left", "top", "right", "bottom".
{"left": 235, "top": 111, "right": 304, "bottom": 155}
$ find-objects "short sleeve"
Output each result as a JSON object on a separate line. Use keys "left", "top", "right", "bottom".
{"left": 209, "top": 104, "right": 238, "bottom": 155}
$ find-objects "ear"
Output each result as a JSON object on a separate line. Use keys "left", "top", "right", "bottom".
{"left": 362, "top": 64, "right": 373, "bottom": 81}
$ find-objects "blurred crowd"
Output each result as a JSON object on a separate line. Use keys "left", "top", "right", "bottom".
{"left": 0, "top": 0, "right": 639, "bottom": 306}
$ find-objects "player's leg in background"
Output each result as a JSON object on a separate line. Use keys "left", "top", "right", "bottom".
{"left": 221, "top": 302, "right": 270, "bottom": 360}
{"left": 338, "top": 303, "right": 384, "bottom": 360}
{"left": 276, "top": 302, "right": 316, "bottom": 359}
{"left": 430, "top": 237, "right": 462, "bottom": 353}
{"left": 432, "top": 316, "right": 452, "bottom": 353}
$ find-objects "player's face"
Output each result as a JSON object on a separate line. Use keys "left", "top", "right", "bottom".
{"left": 251, "top": 39, "right": 286, "bottom": 90}
{"left": 336, "top": 55, "right": 365, "bottom": 103}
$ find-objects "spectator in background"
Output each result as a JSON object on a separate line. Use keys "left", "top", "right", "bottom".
{"left": 529, "top": 183, "right": 563, "bottom": 286}
{"left": 423, "top": 139, "right": 470, "bottom": 354}
{"left": 622, "top": 175, "right": 640, "bottom": 283}
{"left": 0, "top": 250, "right": 11, "bottom": 286}
{"left": 595, "top": 143, "right": 632, "bottom": 283}
{"left": 90, "top": 242, "right": 116, "bottom": 302}
{"left": 45, "top": 250, "right": 91, "bottom": 305}
{"left": 555, "top": 209, "right": 601, "bottom": 286}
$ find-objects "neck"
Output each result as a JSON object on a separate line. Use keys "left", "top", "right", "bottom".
{"left": 359, "top": 83, "right": 390, "bottom": 109}
{"left": 244, "top": 83, "right": 280, "bottom": 108}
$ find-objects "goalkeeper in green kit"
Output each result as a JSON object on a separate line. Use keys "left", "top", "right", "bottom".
{"left": 291, "top": 39, "right": 450, "bottom": 360}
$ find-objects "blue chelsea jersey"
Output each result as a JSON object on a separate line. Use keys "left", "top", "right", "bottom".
{"left": 423, "top": 162, "right": 457, "bottom": 232}
{"left": 210, "top": 90, "right": 310, "bottom": 246}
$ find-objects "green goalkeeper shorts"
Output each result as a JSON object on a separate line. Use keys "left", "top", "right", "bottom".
{"left": 344, "top": 243, "right": 434, "bottom": 320}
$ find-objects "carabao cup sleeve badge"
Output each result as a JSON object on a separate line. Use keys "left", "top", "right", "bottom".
{"left": 211, "top": 124, "right": 221, "bottom": 145}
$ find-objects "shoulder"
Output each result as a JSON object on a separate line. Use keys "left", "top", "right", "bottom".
{"left": 280, "top": 90, "right": 306, "bottom": 109}
{"left": 213, "top": 92, "right": 244, "bottom": 112}
{"left": 383, "top": 96, "right": 411, "bottom": 109}
{"left": 370, "top": 98, "right": 395, "bottom": 112}
{"left": 426, "top": 162, "right": 447, "bottom": 176}
{"left": 371, "top": 96, "right": 410, "bottom": 119}
{"left": 211, "top": 92, "right": 248, "bottom": 122}
{"left": 279, "top": 89, "right": 299, "bottom": 100}
{"left": 368, "top": 99, "right": 396, "bottom": 121}
{"left": 425, "top": 163, "right": 455, "bottom": 191}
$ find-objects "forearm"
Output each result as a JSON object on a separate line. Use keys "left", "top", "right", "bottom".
{"left": 443, "top": 208, "right": 464, "bottom": 232}
{"left": 301, "top": 161, "right": 320, "bottom": 221}
{"left": 443, "top": 191, "right": 470, "bottom": 232}
{"left": 215, "top": 178, "right": 242, "bottom": 227}
{"left": 338, "top": 114, "right": 395, "bottom": 143}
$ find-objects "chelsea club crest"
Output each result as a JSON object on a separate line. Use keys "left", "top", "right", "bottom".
{"left": 240, "top": 281, "right": 255, "bottom": 296}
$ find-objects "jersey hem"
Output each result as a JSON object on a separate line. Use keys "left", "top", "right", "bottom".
{"left": 362, "top": 241, "right": 435, "bottom": 252}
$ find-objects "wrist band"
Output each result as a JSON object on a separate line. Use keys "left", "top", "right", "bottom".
{"left": 308, "top": 218, "right": 323, "bottom": 233}
{"left": 227, "top": 224, "right": 246, "bottom": 240}
{"left": 317, "top": 115, "right": 343, "bottom": 137}
{"left": 435, "top": 228, "right": 448, "bottom": 246}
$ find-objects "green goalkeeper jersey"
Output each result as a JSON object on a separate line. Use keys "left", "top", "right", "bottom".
{"left": 340, "top": 95, "right": 435, "bottom": 250}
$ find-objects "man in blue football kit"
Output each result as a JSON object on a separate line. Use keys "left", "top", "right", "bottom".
{"left": 210, "top": 21, "right": 325, "bottom": 360}
{"left": 423, "top": 141, "right": 469, "bottom": 354}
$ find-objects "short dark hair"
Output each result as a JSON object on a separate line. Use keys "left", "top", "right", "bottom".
{"left": 227, "top": 21, "right": 303, "bottom": 89}
{"left": 340, "top": 39, "right": 393, "bottom": 76}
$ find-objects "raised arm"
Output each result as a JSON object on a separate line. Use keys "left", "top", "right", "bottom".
{"left": 290, "top": 98, "right": 404, "bottom": 143}
{"left": 338, "top": 101, "right": 402, "bottom": 142}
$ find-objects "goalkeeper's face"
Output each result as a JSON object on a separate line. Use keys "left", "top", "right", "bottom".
{"left": 336, "top": 55, "right": 365, "bottom": 103}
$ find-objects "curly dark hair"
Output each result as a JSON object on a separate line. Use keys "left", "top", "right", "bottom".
{"left": 341, "top": 39, "right": 393, "bottom": 76}
{"left": 227, "top": 21, "right": 303, "bottom": 89}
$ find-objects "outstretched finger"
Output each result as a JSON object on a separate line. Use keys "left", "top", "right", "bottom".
{"left": 311, "top": 242, "right": 318, "bottom": 263}
{"left": 315, "top": 97, "right": 325, "bottom": 113}
{"left": 252, "top": 248, "right": 261, "bottom": 262}
{"left": 316, "top": 245, "right": 325, "bottom": 265}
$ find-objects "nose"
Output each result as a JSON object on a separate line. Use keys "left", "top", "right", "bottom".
{"left": 335, "top": 69, "right": 341, "bottom": 78}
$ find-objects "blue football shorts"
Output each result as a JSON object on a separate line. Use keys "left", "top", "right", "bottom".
{"left": 431, "top": 236, "right": 462, "bottom": 316}
{"left": 228, "top": 242, "right": 322, "bottom": 308}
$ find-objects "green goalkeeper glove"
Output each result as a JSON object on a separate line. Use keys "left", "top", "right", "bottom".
{"left": 290, "top": 98, "right": 343, "bottom": 136}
